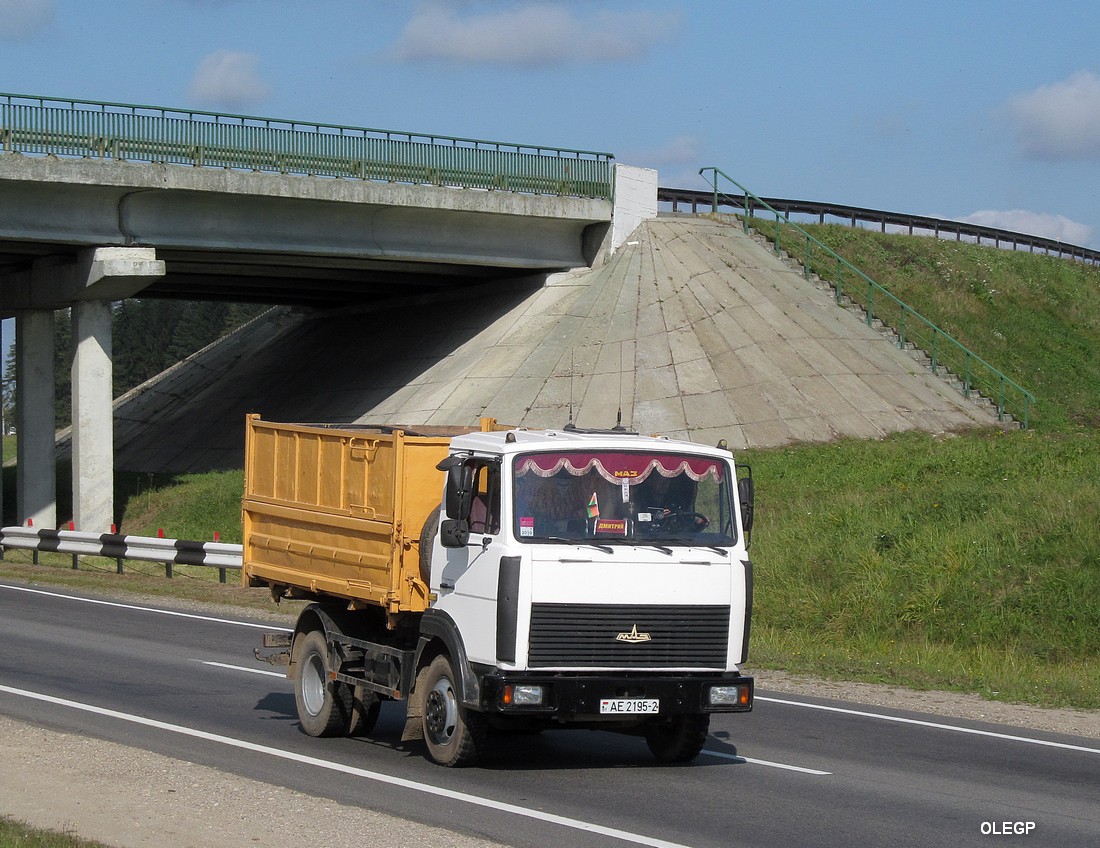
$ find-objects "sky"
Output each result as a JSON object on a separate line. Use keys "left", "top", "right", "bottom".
{"left": 1, "top": 0, "right": 1099, "bottom": 250}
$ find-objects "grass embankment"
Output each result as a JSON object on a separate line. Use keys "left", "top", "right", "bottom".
{"left": 745, "top": 428, "right": 1100, "bottom": 707}
{"left": 736, "top": 223, "right": 1100, "bottom": 708}
{"left": 2, "top": 227, "right": 1098, "bottom": 709}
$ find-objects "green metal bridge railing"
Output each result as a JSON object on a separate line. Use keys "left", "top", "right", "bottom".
{"left": 0, "top": 92, "right": 614, "bottom": 200}
{"left": 700, "top": 167, "right": 1035, "bottom": 429}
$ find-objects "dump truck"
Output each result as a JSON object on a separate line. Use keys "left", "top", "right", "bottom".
{"left": 243, "top": 414, "right": 755, "bottom": 766}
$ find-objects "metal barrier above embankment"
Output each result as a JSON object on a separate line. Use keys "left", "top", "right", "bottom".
{"left": 659, "top": 185, "right": 1100, "bottom": 266}
{"left": 0, "top": 91, "right": 614, "bottom": 200}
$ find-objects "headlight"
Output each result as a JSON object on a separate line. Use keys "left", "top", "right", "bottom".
{"left": 501, "top": 684, "right": 544, "bottom": 707}
{"left": 709, "top": 684, "right": 751, "bottom": 707}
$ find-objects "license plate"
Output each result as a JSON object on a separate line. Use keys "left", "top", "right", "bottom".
{"left": 599, "top": 698, "right": 660, "bottom": 714}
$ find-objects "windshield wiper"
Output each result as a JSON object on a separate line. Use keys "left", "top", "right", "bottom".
{"left": 646, "top": 537, "right": 728, "bottom": 556}
{"left": 545, "top": 536, "right": 614, "bottom": 554}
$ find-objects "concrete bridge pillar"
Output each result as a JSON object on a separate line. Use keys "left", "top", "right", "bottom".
{"left": 4, "top": 248, "right": 165, "bottom": 531}
{"left": 15, "top": 310, "right": 57, "bottom": 529}
{"left": 67, "top": 249, "right": 165, "bottom": 531}
{"left": 71, "top": 300, "right": 114, "bottom": 531}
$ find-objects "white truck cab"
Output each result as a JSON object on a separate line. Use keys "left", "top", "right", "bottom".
{"left": 420, "top": 426, "right": 754, "bottom": 764}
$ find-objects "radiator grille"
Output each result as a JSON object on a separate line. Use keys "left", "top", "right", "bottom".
{"left": 528, "top": 604, "right": 729, "bottom": 668}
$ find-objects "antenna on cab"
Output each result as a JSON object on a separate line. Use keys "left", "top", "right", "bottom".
{"left": 612, "top": 341, "right": 627, "bottom": 431}
{"left": 564, "top": 347, "right": 576, "bottom": 430}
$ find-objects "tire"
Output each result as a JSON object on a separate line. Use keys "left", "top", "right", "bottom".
{"left": 293, "top": 630, "right": 353, "bottom": 738}
{"left": 420, "top": 655, "right": 484, "bottom": 767}
{"left": 645, "top": 714, "right": 711, "bottom": 763}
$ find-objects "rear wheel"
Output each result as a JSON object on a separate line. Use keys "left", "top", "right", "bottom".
{"left": 293, "top": 630, "right": 353, "bottom": 737}
{"left": 645, "top": 714, "right": 710, "bottom": 763}
{"left": 421, "top": 655, "right": 484, "bottom": 766}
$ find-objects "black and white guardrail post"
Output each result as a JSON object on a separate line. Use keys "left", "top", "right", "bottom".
{"left": 0, "top": 526, "right": 243, "bottom": 582}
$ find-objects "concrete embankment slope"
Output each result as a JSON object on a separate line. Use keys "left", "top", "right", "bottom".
{"left": 102, "top": 217, "right": 998, "bottom": 473}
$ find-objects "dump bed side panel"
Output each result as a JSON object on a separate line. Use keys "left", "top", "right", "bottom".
{"left": 242, "top": 417, "right": 452, "bottom": 613}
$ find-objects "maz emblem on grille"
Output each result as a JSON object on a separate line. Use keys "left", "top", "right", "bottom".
{"left": 615, "top": 624, "right": 652, "bottom": 643}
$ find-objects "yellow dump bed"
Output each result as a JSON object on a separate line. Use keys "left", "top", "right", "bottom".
{"left": 242, "top": 415, "right": 477, "bottom": 620}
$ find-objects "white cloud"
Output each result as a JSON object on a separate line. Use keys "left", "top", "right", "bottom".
{"left": 958, "top": 209, "right": 1092, "bottom": 246}
{"left": 389, "top": 1, "right": 678, "bottom": 67}
{"left": 1008, "top": 71, "right": 1100, "bottom": 160}
{"left": 187, "top": 50, "right": 272, "bottom": 110}
{"left": 0, "top": 0, "right": 53, "bottom": 40}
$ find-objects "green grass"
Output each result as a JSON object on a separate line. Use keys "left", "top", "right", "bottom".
{"left": 116, "top": 468, "right": 244, "bottom": 542}
{"left": 0, "top": 818, "right": 108, "bottom": 848}
{"left": 743, "top": 428, "right": 1100, "bottom": 707}
{"left": 1, "top": 466, "right": 243, "bottom": 541}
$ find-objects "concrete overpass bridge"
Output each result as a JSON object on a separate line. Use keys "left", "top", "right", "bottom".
{"left": 0, "top": 93, "right": 1008, "bottom": 536}
{"left": 0, "top": 92, "right": 656, "bottom": 531}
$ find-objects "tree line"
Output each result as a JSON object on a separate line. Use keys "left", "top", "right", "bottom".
{"left": 3, "top": 300, "right": 267, "bottom": 430}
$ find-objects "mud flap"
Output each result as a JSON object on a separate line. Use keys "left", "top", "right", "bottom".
{"left": 401, "top": 664, "right": 432, "bottom": 742}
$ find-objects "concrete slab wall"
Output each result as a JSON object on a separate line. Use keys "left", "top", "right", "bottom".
{"left": 96, "top": 218, "right": 1000, "bottom": 474}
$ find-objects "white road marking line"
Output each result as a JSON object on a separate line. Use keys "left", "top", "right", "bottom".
{"left": 700, "top": 749, "right": 831, "bottom": 774}
{"left": 198, "top": 661, "right": 286, "bottom": 678}
{"left": 0, "top": 582, "right": 292, "bottom": 632}
{"left": 757, "top": 695, "right": 1100, "bottom": 755}
{"left": 0, "top": 683, "right": 700, "bottom": 848}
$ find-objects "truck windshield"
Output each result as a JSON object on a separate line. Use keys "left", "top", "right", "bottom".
{"left": 512, "top": 450, "right": 737, "bottom": 547}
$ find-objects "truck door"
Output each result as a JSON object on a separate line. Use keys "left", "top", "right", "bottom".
{"left": 433, "top": 458, "right": 508, "bottom": 666}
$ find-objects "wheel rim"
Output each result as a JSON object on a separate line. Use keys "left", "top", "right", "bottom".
{"left": 301, "top": 652, "right": 327, "bottom": 717}
{"left": 424, "top": 676, "right": 458, "bottom": 746}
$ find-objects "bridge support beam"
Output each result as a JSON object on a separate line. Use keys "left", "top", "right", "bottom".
{"left": 15, "top": 310, "right": 57, "bottom": 529}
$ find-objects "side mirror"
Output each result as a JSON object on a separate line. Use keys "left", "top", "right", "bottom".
{"left": 440, "top": 518, "right": 470, "bottom": 548}
{"left": 440, "top": 458, "right": 474, "bottom": 520}
{"left": 737, "top": 474, "right": 755, "bottom": 534}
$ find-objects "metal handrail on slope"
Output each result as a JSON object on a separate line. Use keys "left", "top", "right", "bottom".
{"left": 699, "top": 167, "right": 1035, "bottom": 429}
{"left": 0, "top": 91, "right": 614, "bottom": 200}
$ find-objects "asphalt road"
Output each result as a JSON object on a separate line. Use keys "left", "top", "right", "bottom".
{"left": 1, "top": 581, "right": 1097, "bottom": 848}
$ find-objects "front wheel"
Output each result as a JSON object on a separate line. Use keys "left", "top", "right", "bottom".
{"left": 421, "top": 655, "right": 484, "bottom": 767}
{"left": 645, "top": 714, "right": 710, "bottom": 763}
{"left": 293, "top": 630, "right": 353, "bottom": 737}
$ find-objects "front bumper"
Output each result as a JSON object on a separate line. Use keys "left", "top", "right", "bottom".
{"left": 479, "top": 671, "right": 754, "bottom": 717}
